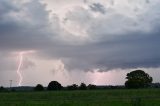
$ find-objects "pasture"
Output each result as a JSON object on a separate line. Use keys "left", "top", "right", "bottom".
{"left": 0, "top": 89, "right": 160, "bottom": 106}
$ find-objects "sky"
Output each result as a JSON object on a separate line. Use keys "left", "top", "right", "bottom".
{"left": 0, "top": 0, "right": 160, "bottom": 87}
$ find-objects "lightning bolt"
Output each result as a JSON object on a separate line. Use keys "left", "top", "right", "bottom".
{"left": 15, "top": 50, "right": 35, "bottom": 86}
{"left": 17, "top": 52, "right": 24, "bottom": 86}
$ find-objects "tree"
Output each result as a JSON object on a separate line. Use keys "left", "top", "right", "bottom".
{"left": 0, "top": 86, "right": 5, "bottom": 92}
{"left": 79, "top": 83, "right": 87, "bottom": 90}
{"left": 47, "top": 81, "right": 62, "bottom": 90}
{"left": 34, "top": 84, "right": 44, "bottom": 91}
{"left": 88, "top": 84, "right": 96, "bottom": 90}
{"left": 67, "top": 84, "right": 78, "bottom": 90}
{"left": 125, "top": 70, "right": 152, "bottom": 88}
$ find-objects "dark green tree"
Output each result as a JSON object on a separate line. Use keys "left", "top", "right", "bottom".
{"left": 34, "top": 84, "right": 44, "bottom": 91}
{"left": 87, "top": 84, "right": 96, "bottom": 90}
{"left": 0, "top": 86, "right": 5, "bottom": 92}
{"left": 125, "top": 70, "right": 152, "bottom": 88}
{"left": 47, "top": 81, "right": 62, "bottom": 90}
{"left": 79, "top": 83, "right": 87, "bottom": 90}
{"left": 67, "top": 84, "right": 78, "bottom": 90}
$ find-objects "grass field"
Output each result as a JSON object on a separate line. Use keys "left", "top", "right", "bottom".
{"left": 0, "top": 89, "right": 160, "bottom": 106}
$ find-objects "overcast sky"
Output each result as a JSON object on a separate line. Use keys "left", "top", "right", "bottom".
{"left": 0, "top": 0, "right": 160, "bottom": 87}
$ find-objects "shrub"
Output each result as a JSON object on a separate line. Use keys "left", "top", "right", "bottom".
{"left": 34, "top": 84, "right": 44, "bottom": 91}
{"left": 47, "top": 81, "right": 62, "bottom": 90}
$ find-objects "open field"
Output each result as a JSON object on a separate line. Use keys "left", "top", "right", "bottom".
{"left": 0, "top": 89, "right": 160, "bottom": 106}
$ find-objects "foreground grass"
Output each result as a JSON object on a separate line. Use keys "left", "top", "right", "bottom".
{"left": 0, "top": 89, "right": 160, "bottom": 106}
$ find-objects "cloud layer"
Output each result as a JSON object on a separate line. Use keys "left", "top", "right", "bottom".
{"left": 0, "top": 0, "right": 160, "bottom": 72}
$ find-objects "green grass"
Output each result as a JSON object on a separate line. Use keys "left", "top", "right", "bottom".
{"left": 0, "top": 89, "right": 160, "bottom": 106}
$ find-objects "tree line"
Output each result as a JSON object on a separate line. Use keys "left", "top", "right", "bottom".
{"left": 0, "top": 69, "right": 159, "bottom": 92}
{"left": 34, "top": 70, "right": 154, "bottom": 91}
{"left": 34, "top": 81, "right": 97, "bottom": 91}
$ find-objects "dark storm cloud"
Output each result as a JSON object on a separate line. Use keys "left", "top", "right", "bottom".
{"left": 0, "top": 0, "right": 160, "bottom": 72}
{"left": 0, "top": 0, "right": 55, "bottom": 70}
{"left": 42, "top": 30, "right": 160, "bottom": 71}
{"left": 0, "top": 0, "right": 55, "bottom": 51}
{"left": 89, "top": 3, "right": 106, "bottom": 14}
{"left": 0, "top": 0, "right": 18, "bottom": 15}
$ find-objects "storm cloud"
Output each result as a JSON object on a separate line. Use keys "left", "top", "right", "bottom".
{"left": 0, "top": 0, "right": 160, "bottom": 73}
{"left": 89, "top": 3, "right": 106, "bottom": 14}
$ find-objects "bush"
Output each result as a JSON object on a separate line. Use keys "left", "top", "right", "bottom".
{"left": 88, "top": 84, "right": 96, "bottom": 90}
{"left": 67, "top": 84, "right": 78, "bottom": 90}
{"left": 79, "top": 83, "right": 87, "bottom": 90}
{"left": 0, "top": 86, "right": 5, "bottom": 92}
{"left": 34, "top": 84, "right": 44, "bottom": 91}
{"left": 47, "top": 81, "right": 62, "bottom": 90}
